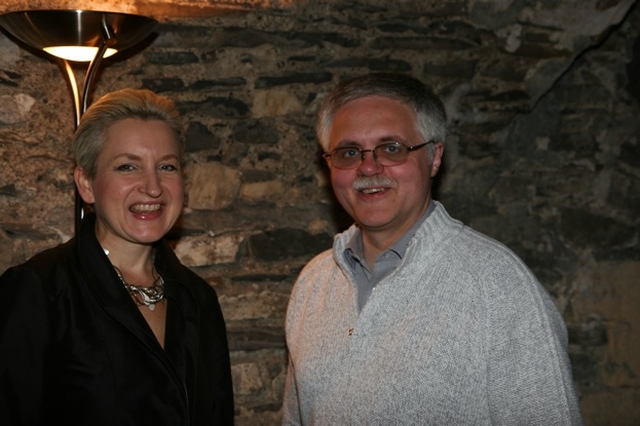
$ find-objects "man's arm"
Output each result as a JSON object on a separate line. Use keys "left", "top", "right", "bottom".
{"left": 487, "top": 274, "right": 583, "bottom": 425}
{"left": 281, "top": 358, "right": 302, "bottom": 425}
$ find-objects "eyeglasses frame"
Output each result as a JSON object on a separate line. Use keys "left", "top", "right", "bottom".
{"left": 322, "top": 140, "right": 435, "bottom": 169}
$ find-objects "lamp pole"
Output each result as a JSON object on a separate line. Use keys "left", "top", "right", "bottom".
{"left": 62, "top": 26, "right": 112, "bottom": 233}
{"left": 61, "top": 43, "right": 109, "bottom": 233}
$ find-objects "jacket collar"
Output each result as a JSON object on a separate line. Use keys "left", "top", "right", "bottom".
{"left": 75, "top": 213, "right": 175, "bottom": 353}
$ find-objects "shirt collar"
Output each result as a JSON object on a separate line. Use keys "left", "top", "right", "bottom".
{"left": 343, "top": 201, "right": 436, "bottom": 267}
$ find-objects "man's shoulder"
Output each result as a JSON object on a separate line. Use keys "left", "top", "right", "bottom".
{"left": 458, "top": 226, "right": 527, "bottom": 266}
{"left": 289, "top": 246, "right": 341, "bottom": 300}
{"left": 299, "top": 247, "right": 336, "bottom": 276}
{"left": 299, "top": 224, "right": 357, "bottom": 270}
{"left": 423, "top": 204, "right": 537, "bottom": 282}
{"left": 426, "top": 203, "right": 521, "bottom": 260}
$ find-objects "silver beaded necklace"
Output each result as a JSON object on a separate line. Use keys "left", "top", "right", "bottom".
{"left": 113, "top": 265, "right": 165, "bottom": 311}
{"left": 104, "top": 247, "right": 165, "bottom": 311}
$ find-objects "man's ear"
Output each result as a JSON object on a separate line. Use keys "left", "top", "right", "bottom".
{"left": 74, "top": 166, "right": 95, "bottom": 204}
{"left": 430, "top": 142, "right": 445, "bottom": 177}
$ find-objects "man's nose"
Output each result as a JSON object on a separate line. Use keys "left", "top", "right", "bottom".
{"left": 357, "top": 149, "right": 384, "bottom": 174}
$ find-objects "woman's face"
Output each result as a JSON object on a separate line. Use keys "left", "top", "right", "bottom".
{"left": 75, "top": 118, "right": 184, "bottom": 250}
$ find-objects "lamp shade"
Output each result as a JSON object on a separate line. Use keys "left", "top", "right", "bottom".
{"left": 0, "top": 9, "right": 158, "bottom": 62}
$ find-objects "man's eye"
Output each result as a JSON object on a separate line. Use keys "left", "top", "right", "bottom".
{"left": 381, "top": 143, "right": 404, "bottom": 155}
{"left": 339, "top": 148, "right": 360, "bottom": 158}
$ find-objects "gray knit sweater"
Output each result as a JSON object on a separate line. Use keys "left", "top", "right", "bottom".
{"left": 283, "top": 202, "right": 583, "bottom": 425}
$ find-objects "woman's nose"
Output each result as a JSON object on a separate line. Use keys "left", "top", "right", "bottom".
{"left": 141, "top": 171, "right": 163, "bottom": 197}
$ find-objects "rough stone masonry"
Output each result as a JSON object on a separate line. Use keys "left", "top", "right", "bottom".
{"left": 0, "top": 1, "right": 639, "bottom": 425}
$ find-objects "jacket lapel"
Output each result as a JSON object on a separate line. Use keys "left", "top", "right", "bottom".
{"left": 75, "top": 214, "right": 169, "bottom": 355}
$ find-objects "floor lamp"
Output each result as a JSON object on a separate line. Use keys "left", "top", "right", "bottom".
{"left": 0, "top": 9, "right": 158, "bottom": 235}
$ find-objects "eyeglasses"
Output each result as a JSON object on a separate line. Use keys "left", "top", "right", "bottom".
{"left": 323, "top": 140, "right": 434, "bottom": 169}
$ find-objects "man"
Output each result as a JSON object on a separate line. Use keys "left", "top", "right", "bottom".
{"left": 282, "top": 73, "right": 583, "bottom": 425}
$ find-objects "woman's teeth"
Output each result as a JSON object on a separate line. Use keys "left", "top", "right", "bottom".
{"left": 131, "top": 204, "right": 161, "bottom": 213}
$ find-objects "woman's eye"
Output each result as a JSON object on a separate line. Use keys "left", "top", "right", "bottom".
{"left": 115, "top": 164, "right": 136, "bottom": 172}
{"left": 160, "top": 164, "right": 179, "bottom": 172}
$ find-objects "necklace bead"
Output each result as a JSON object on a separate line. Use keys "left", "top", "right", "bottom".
{"left": 113, "top": 265, "right": 165, "bottom": 311}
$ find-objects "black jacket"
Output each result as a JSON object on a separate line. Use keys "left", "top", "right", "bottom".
{"left": 0, "top": 214, "right": 234, "bottom": 425}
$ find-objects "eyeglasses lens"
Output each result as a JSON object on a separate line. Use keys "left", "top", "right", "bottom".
{"left": 331, "top": 143, "right": 408, "bottom": 169}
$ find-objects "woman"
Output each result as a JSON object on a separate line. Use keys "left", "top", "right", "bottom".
{"left": 0, "top": 89, "right": 234, "bottom": 425}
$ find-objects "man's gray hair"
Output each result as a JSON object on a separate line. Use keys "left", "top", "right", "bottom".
{"left": 316, "top": 73, "right": 448, "bottom": 158}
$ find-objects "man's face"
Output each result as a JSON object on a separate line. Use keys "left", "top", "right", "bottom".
{"left": 327, "top": 95, "right": 443, "bottom": 247}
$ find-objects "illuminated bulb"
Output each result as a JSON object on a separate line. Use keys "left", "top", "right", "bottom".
{"left": 43, "top": 46, "right": 118, "bottom": 62}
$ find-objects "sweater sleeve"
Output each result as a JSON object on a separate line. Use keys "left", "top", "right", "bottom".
{"left": 485, "top": 258, "right": 583, "bottom": 425}
{"left": 282, "top": 358, "right": 302, "bottom": 425}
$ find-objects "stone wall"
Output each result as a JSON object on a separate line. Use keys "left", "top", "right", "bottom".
{"left": 1, "top": 1, "right": 639, "bottom": 424}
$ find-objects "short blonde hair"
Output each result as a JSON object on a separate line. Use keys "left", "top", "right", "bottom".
{"left": 72, "top": 88, "right": 184, "bottom": 178}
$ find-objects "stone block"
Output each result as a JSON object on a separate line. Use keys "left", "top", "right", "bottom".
{"left": 232, "top": 362, "right": 264, "bottom": 396}
{"left": 602, "top": 321, "right": 640, "bottom": 388}
{"left": 255, "top": 72, "right": 333, "bottom": 89}
{"left": 372, "top": 36, "right": 477, "bottom": 51}
{"left": 252, "top": 89, "right": 303, "bottom": 118}
{"left": 141, "top": 77, "right": 185, "bottom": 93}
{"left": 178, "top": 96, "right": 249, "bottom": 118}
{"left": 0, "top": 228, "right": 15, "bottom": 272}
{"left": 0, "top": 94, "right": 35, "bottom": 124}
{"left": 248, "top": 228, "right": 332, "bottom": 262}
{"left": 220, "top": 291, "right": 289, "bottom": 322}
{"left": 560, "top": 209, "right": 635, "bottom": 249}
{"left": 189, "top": 77, "right": 246, "bottom": 91}
{"left": 573, "top": 261, "right": 640, "bottom": 322}
{"left": 226, "top": 323, "right": 286, "bottom": 351}
{"left": 232, "top": 120, "right": 280, "bottom": 145}
{"left": 187, "top": 162, "right": 241, "bottom": 210}
{"left": 146, "top": 51, "right": 199, "bottom": 65}
{"left": 240, "top": 180, "right": 285, "bottom": 203}
{"left": 580, "top": 388, "right": 640, "bottom": 426}
{"left": 185, "top": 122, "right": 221, "bottom": 152}
{"left": 174, "top": 232, "right": 243, "bottom": 266}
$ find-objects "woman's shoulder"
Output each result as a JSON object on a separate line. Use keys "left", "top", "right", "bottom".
{"left": 5, "top": 239, "right": 75, "bottom": 277}
{"left": 0, "top": 239, "right": 77, "bottom": 301}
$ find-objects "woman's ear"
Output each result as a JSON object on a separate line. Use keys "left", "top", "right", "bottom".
{"left": 74, "top": 166, "right": 95, "bottom": 204}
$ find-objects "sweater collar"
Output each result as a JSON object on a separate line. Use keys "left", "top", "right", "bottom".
{"left": 334, "top": 200, "right": 460, "bottom": 269}
{"left": 343, "top": 201, "right": 436, "bottom": 267}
